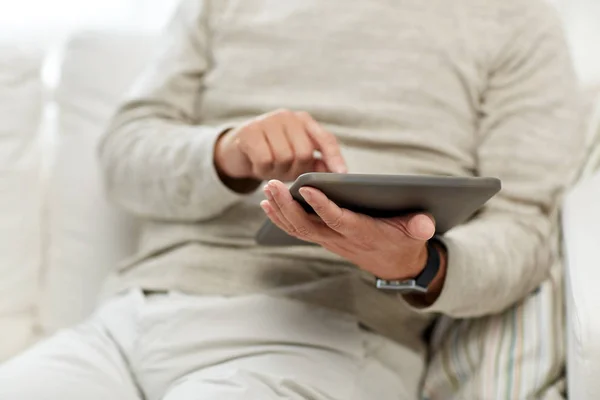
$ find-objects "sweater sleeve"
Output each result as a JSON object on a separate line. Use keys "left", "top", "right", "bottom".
{"left": 413, "top": 3, "right": 585, "bottom": 317}
{"left": 98, "top": 0, "right": 250, "bottom": 222}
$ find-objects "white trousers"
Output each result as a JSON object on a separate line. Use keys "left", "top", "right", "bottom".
{"left": 0, "top": 289, "right": 425, "bottom": 400}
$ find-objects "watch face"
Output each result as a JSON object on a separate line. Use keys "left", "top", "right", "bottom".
{"left": 375, "top": 279, "right": 428, "bottom": 294}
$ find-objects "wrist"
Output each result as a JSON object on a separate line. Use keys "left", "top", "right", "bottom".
{"left": 423, "top": 240, "right": 447, "bottom": 301}
{"left": 384, "top": 243, "right": 428, "bottom": 281}
{"left": 214, "top": 130, "right": 261, "bottom": 194}
{"left": 375, "top": 240, "right": 443, "bottom": 293}
{"left": 404, "top": 239, "right": 448, "bottom": 306}
{"left": 213, "top": 129, "right": 235, "bottom": 177}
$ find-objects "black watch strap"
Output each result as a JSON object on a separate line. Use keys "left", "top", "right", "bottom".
{"left": 375, "top": 238, "right": 442, "bottom": 293}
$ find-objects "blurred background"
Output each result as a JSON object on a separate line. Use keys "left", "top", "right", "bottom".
{"left": 0, "top": 0, "right": 178, "bottom": 37}
{"left": 0, "top": 1, "right": 600, "bottom": 397}
{"left": 0, "top": 0, "right": 598, "bottom": 85}
{"left": 0, "top": 0, "right": 181, "bottom": 361}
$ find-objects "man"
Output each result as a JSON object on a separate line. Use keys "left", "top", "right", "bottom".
{"left": 0, "top": 0, "right": 583, "bottom": 399}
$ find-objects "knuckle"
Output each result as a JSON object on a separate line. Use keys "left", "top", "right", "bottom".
{"left": 328, "top": 217, "right": 343, "bottom": 230}
{"left": 322, "top": 133, "right": 338, "bottom": 147}
{"left": 235, "top": 136, "right": 249, "bottom": 152}
{"left": 275, "top": 108, "right": 293, "bottom": 118}
{"left": 295, "top": 111, "right": 310, "bottom": 120}
{"left": 263, "top": 124, "right": 281, "bottom": 137}
{"left": 325, "top": 210, "right": 345, "bottom": 230}
{"left": 256, "top": 114, "right": 272, "bottom": 126}
{"left": 234, "top": 124, "right": 249, "bottom": 137}
{"left": 254, "top": 155, "right": 273, "bottom": 170}
{"left": 241, "top": 139, "right": 260, "bottom": 153}
{"left": 313, "top": 203, "right": 327, "bottom": 214}
{"left": 256, "top": 161, "right": 274, "bottom": 171}
{"left": 244, "top": 121, "right": 262, "bottom": 133}
{"left": 238, "top": 126, "right": 262, "bottom": 144}
{"left": 240, "top": 141, "right": 263, "bottom": 157}
{"left": 252, "top": 167, "right": 265, "bottom": 179}
{"left": 296, "top": 150, "right": 314, "bottom": 163}
{"left": 276, "top": 153, "right": 294, "bottom": 166}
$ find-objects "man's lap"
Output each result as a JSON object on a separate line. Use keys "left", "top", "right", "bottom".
{"left": 0, "top": 289, "right": 424, "bottom": 400}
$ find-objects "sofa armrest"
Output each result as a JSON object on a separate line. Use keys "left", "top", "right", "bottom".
{"left": 563, "top": 172, "right": 600, "bottom": 399}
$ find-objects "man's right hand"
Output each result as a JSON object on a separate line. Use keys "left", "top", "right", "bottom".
{"left": 214, "top": 109, "right": 347, "bottom": 190}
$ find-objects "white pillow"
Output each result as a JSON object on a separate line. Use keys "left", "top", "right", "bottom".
{"left": 0, "top": 44, "right": 44, "bottom": 360}
{"left": 40, "top": 31, "right": 158, "bottom": 333}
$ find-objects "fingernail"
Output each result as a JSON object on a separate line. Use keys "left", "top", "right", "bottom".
{"left": 299, "top": 187, "right": 312, "bottom": 201}
{"left": 337, "top": 165, "right": 348, "bottom": 174}
{"left": 410, "top": 214, "right": 436, "bottom": 240}
{"left": 268, "top": 184, "right": 278, "bottom": 195}
{"left": 264, "top": 187, "right": 273, "bottom": 200}
{"left": 260, "top": 200, "right": 270, "bottom": 213}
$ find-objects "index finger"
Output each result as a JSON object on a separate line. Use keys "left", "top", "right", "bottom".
{"left": 298, "top": 186, "right": 357, "bottom": 235}
{"left": 295, "top": 112, "right": 347, "bottom": 174}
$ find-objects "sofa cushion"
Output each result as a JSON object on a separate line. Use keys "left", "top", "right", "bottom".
{"left": 41, "top": 31, "right": 158, "bottom": 333}
{"left": 0, "top": 43, "right": 44, "bottom": 360}
{"left": 564, "top": 175, "right": 600, "bottom": 400}
{"left": 564, "top": 88, "right": 600, "bottom": 400}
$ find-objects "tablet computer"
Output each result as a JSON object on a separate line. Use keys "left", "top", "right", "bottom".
{"left": 255, "top": 173, "right": 501, "bottom": 246}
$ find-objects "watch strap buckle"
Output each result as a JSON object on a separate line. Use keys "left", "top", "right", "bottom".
{"left": 375, "top": 278, "right": 428, "bottom": 293}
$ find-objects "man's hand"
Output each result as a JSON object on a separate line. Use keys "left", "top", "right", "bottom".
{"left": 260, "top": 180, "right": 447, "bottom": 300}
{"left": 214, "top": 110, "right": 347, "bottom": 189}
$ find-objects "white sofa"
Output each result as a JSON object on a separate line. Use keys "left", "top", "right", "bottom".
{"left": 563, "top": 99, "right": 600, "bottom": 400}
{"left": 0, "top": 42, "right": 44, "bottom": 358}
{"left": 0, "top": 31, "right": 157, "bottom": 357}
{"left": 0, "top": 28, "right": 599, "bottom": 398}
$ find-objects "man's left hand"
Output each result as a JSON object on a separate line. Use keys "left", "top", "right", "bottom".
{"left": 260, "top": 180, "right": 438, "bottom": 281}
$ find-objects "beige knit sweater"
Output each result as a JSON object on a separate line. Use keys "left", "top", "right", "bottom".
{"left": 99, "top": 0, "right": 583, "bottom": 343}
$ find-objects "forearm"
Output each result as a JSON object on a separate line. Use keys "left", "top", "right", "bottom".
{"left": 97, "top": 0, "right": 239, "bottom": 221}
{"left": 406, "top": 212, "right": 555, "bottom": 317}
{"left": 99, "top": 107, "right": 249, "bottom": 221}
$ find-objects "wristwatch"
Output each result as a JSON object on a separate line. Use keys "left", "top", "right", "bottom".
{"left": 375, "top": 238, "right": 443, "bottom": 294}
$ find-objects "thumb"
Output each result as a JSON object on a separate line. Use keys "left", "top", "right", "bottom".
{"left": 404, "top": 213, "right": 436, "bottom": 241}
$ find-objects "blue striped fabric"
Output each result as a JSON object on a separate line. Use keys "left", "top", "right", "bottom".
{"left": 422, "top": 261, "right": 565, "bottom": 400}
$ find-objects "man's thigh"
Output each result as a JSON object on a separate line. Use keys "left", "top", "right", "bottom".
{"left": 0, "top": 303, "right": 141, "bottom": 400}
{"left": 163, "top": 333, "right": 421, "bottom": 400}
{"left": 139, "top": 292, "right": 425, "bottom": 400}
